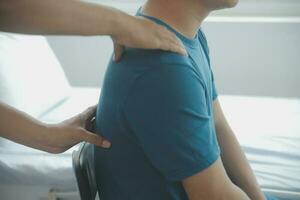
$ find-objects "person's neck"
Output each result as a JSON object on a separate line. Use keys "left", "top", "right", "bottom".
{"left": 142, "top": 0, "right": 210, "bottom": 39}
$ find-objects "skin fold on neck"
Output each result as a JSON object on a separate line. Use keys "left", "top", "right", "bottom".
{"left": 142, "top": 0, "right": 210, "bottom": 39}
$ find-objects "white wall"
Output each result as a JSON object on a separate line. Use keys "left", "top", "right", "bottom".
{"left": 47, "top": 36, "right": 113, "bottom": 88}
{"left": 203, "top": 21, "right": 300, "bottom": 98}
{"left": 47, "top": 20, "right": 300, "bottom": 98}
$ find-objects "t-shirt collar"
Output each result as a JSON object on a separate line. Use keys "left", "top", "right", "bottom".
{"left": 136, "top": 8, "right": 199, "bottom": 49}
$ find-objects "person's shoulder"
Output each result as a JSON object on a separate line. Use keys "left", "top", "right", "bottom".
{"left": 122, "top": 48, "right": 199, "bottom": 81}
{"left": 121, "top": 49, "right": 204, "bottom": 92}
{"left": 114, "top": 48, "right": 205, "bottom": 93}
{"left": 120, "top": 47, "right": 191, "bottom": 69}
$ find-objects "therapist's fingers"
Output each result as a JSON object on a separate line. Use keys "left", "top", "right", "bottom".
{"left": 70, "top": 105, "right": 97, "bottom": 128}
{"left": 111, "top": 16, "right": 187, "bottom": 57}
{"left": 155, "top": 27, "right": 187, "bottom": 55}
{"left": 112, "top": 30, "right": 186, "bottom": 62}
{"left": 113, "top": 42, "right": 125, "bottom": 62}
{"left": 159, "top": 39, "right": 187, "bottom": 56}
{"left": 86, "top": 116, "right": 96, "bottom": 133}
{"left": 78, "top": 128, "right": 111, "bottom": 148}
{"left": 76, "top": 106, "right": 111, "bottom": 148}
{"left": 157, "top": 27, "right": 187, "bottom": 55}
{"left": 73, "top": 106, "right": 111, "bottom": 148}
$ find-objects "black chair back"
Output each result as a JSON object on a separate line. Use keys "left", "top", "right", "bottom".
{"left": 72, "top": 142, "right": 98, "bottom": 200}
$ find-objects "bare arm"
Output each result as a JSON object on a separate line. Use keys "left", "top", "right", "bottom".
{"left": 0, "top": 102, "right": 110, "bottom": 153}
{"left": 182, "top": 158, "right": 250, "bottom": 200}
{"left": 0, "top": 0, "right": 186, "bottom": 58}
{"left": 213, "top": 98, "right": 266, "bottom": 200}
{"left": 0, "top": 0, "right": 120, "bottom": 35}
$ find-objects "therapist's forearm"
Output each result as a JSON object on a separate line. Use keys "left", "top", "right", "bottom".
{"left": 0, "top": 102, "right": 50, "bottom": 151}
{"left": 0, "top": 0, "right": 124, "bottom": 36}
{"left": 0, "top": 102, "right": 110, "bottom": 153}
{"left": 213, "top": 100, "right": 266, "bottom": 200}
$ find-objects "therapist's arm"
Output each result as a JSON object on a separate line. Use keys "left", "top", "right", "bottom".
{"left": 182, "top": 158, "right": 250, "bottom": 200}
{"left": 0, "top": 0, "right": 186, "bottom": 58}
{"left": 213, "top": 98, "right": 266, "bottom": 200}
{"left": 0, "top": 102, "right": 110, "bottom": 153}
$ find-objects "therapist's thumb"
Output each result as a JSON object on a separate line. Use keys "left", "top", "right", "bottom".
{"left": 79, "top": 129, "right": 111, "bottom": 148}
{"left": 113, "top": 42, "right": 124, "bottom": 62}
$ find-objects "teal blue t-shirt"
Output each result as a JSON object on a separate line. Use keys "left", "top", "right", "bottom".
{"left": 94, "top": 11, "right": 279, "bottom": 200}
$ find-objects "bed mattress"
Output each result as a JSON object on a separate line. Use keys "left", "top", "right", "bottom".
{"left": 0, "top": 88, "right": 299, "bottom": 199}
{"left": 219, "top": 95, "right": 300, "bottom": 199}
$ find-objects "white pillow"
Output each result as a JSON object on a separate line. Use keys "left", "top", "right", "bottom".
{"left": 0, "top": 32, "right": 71, "bottom": 118}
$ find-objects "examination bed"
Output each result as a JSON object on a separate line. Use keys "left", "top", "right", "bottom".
{"left": 0, "top": 33, "right": 299, "bottom": 200}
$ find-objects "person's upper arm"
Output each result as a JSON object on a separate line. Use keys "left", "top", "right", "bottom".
{"left": 182, "top": 158, "right": 232, "bottom": 200}
{"left": 213, "top": 98, "right": 224, "bottom": 128}
{"left": 183, "top": 157, "right": 251, "bottom": 200}
{"left": 123, "top": 64, "right": 220, "bottom": 181}
{"left": 213, "top": 98, "right": 232, "bottom": 135}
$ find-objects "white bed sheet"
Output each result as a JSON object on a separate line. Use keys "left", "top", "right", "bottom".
{"left": 0, "top": 90, "right": 299, "bottom": 199}
{"left": 219, "top": 95, "right": 300, "bottom": 199}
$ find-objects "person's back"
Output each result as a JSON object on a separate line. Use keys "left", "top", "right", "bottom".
{"left": 95, "top": 1, "right": 281, "bottom": 200}
{"left": 94, "top": 9, "right": 220, "bottom": 199}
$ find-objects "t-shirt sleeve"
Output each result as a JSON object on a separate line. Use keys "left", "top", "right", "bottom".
{"left": 123, "top": 65, "right": 220, "bottom": 181}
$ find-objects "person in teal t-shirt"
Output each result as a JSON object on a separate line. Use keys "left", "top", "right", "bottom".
{"left": 95, "top": 0, "right": 282, "bottom": 199}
